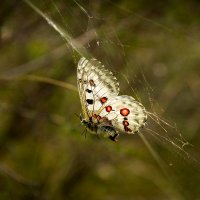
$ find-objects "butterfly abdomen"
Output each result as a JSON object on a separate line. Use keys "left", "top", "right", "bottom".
{"left": 98, "top": 125, "right": 119, "bottom": 141}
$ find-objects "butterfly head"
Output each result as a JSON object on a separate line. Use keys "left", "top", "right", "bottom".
{"left": 80, "top": 114, "right": 99, "bottom": 133}
{"left": 80, "top": 114, "right": 89, "bottom": 127}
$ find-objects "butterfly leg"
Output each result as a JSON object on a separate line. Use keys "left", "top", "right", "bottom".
{"left": 109, "top": 133, "right": 119, "bottom": 142}
{"left": 81, "top": 128, "right": 87, "bottom": 139}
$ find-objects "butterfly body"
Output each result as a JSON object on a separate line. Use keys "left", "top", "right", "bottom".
{"left": 80, "top": 114, "right": 119, "bottom": 141}
{"left": 77, "top": 57, "right": 147, "bottom": 141}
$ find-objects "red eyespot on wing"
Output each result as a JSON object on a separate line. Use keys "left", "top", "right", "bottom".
{"left": 123, "top": 121, "right": 129, "bottom": 126}
{"left": 106, "top": 106, "right": 112, "bottom": 112}
{"left": 97, "top": 115, "right": 102, "bottom": 121}
{"left": 124, "top": 126, "right": 132, "bottom": 132}
{"left": 100, "top": 97, "right": 107, "bottom": 104}
{"left": 93, "top": 114, "right": 97, "bottom": 118}
{"left": 120, "top": 108, "right": 130, "bottom": 116}
{"left": 123, "top": 120, "right": 132, "bottom": 132}
{"left": 93, "top": 114, "right": 102, "bottom": 121}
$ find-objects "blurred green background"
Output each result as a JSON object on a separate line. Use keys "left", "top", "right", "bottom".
{"left": 0, "top": 0, "right": 200, "bottom": 199}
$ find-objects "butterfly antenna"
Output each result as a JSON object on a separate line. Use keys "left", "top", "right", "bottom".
{"left": 74, "top": 113, "right": 80, "bottom": 119}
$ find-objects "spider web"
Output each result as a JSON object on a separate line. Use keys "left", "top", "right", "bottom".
{"left": 19, "top": 0, "right": 200, "bottom": 198}
{"left": 23, "top": 0, "right": 199, "bottom": 161}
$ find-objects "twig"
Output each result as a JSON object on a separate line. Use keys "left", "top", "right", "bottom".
{"left": 0, "top": 162, "right": 39, "bottom": 187}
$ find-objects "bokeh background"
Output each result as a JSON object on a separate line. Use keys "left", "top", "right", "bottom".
{"left": 0, "top": 0, "right": 200, "bottom": 199}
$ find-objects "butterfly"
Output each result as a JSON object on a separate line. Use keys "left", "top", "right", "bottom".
{"left": 77, "top": 57, "right": 147, "bottom": 141}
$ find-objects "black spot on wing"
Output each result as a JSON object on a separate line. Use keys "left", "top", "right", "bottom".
{"left": 86, "top": 89, "right": 92, "bottom": 93}
{"left": 86, "top": 99, "right": 94, "bottom": 104}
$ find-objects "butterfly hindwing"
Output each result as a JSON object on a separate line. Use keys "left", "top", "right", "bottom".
{"left": 98, "top": 95, "right": 147, "bottom": 134}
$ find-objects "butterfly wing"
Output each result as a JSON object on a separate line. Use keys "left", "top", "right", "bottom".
{"left": 98, "top": 95, "right": 147, "bottom": 134}
{"left": 77, "top": 57, "right": 119, "bottom": 120}
{"left": 77, "top": 57, "right": 147, "bottom": 136}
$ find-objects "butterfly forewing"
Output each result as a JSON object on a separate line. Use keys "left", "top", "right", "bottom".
{"left": 77, "top": 57, "right": 119, "bottom": 119}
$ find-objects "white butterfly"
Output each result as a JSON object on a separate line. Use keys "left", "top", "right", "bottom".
{"left": 77, "top": 57, "right": 147, "bottom": 141}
